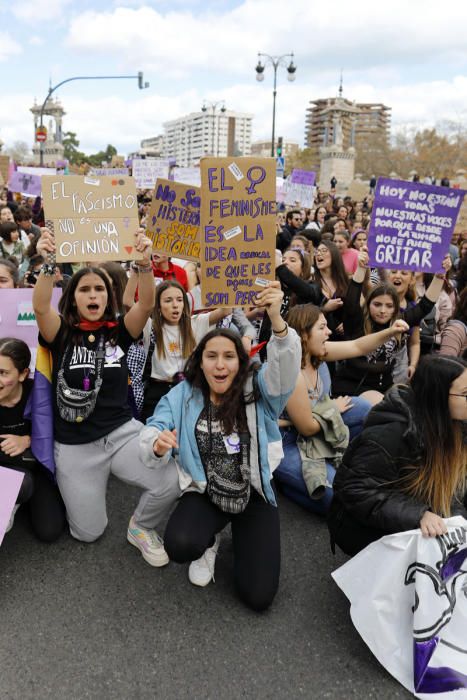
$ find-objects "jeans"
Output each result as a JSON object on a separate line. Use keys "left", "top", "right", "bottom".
{"left": 274, "top": 396, "right": 372, "bottom": 516}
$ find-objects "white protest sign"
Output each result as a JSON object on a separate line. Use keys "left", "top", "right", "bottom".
{"left": 132, "top": 159, "right": 170, "bottom": 188}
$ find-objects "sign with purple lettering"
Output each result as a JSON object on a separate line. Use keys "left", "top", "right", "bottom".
{"left": 8, "top": 171, "right": 42, "bottom": 197}
{"left": 332, "top": 517, "right": 467, "bottom": 699}
{"left": 368, "top": 178, "right": 466, "bottom": 272}
{"left": 290, "top": 169, "right": 316, "bottom": 186}
{"left": 147, "top": 178, "right": 200, "bottom": 261}
{"left": 0, "top": 466, "right": 24, "bottom": 545}
{"left": 200, "top": 157, "right": 276, "bottom": 307}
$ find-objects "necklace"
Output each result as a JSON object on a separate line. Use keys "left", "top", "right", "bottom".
{"left": 302, "top": 366, "right": 321, "bottom": 400}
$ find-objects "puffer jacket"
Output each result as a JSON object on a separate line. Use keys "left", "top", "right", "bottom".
{"left": 332, "top": 385, "right": 467, "bottom": 533}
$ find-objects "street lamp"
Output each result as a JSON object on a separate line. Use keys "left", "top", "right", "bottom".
{"left": 201, "top": 101, "right": 226, "bottom": 156}
{"left": 38, "top": 72, "right": 149, "bottom": 166}
{"left": 255, "top": 53, "right": 296, "bottom": 157}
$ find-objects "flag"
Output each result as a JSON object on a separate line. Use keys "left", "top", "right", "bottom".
{"left": 25, "top": 345, "right": 55, "bottom": 475}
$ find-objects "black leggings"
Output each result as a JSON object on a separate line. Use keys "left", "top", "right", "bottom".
{"left": 164, "top": 487, "right": 281, "bottom": 612}
{"left": 13, "top": 465, "right": 66, "bottom": 542}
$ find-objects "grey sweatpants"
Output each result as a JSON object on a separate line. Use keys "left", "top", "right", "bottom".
{"left": 54, "top": 419, "right": 181, "bottom": 542}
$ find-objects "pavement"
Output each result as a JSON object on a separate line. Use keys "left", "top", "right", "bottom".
{"left": 0, "top": 477, "right": 412, "bottom": 700}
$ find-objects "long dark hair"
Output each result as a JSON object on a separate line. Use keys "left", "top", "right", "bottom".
{"left": 152, "top": 280, "right": 195, "bottom": 360}
{"left": 287, "top": 304, "right": 323, "bottom": 368}
{"left": 58, "top": 267, "right": 118, "bottom": 346}
{"left": 183, "top": 328, "right": 255, "bottom": 435}
{"left": 403, "top": 355, "right": 466, "bottom": 516}
{"left": 0, "top": 337, "right": 31, "bottom": 373}
{"left": 99, "top": 261, "right": 128, "bottom": 315}
{"left": 313, "top": 240, "right": 349, "bottom": 298}
{"left": 364, "top": 283, "right": 400, "bottom": 335}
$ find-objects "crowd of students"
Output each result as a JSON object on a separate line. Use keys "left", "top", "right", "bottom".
{"left": 1, "top": 185, "right": 466, "bottom": 614}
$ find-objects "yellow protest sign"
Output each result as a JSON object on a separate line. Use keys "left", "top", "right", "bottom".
{"left": 454, "top": 195, "right": 467, "bottom": 235}
{"left": 42, "top": 175, "right": 141, "bottom": 262}
{"left": 200, "top": 157, "right": 276, "bottom": 307}
{"left": 0, "top": 155, "right": 10, "bottom": 183}
{"left": 147, "top": 178, "right": 200, "bottom": 261}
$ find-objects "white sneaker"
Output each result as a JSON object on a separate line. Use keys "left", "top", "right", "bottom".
{"left": 188, "top": 534, "right": 221, "bottom": 587}
{"left": 127, "top": 516, "right": 169, "bottom": 567}
{"left": 6, "top": 505, "right": 20, "bottom": 534}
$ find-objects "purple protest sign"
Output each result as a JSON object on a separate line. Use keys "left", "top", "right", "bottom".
{"left": 0, "top": 466, "right": 24, "bottom": 545}
{"left": 8, "top": 171, "right": 42, "bottom": 197}
{"left": 290, "top": 169, "right": 316, "bottom": 186}
{"left": 368, "top": 178, "right": 466, "bottom": 272}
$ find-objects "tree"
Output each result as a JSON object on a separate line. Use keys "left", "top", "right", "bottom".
{"left": 63, "top": 131, "right": 86, "bottom": 165}
{"left": 4, "top": 140, "right": 31, "bottom": 164}
{"left": 87, "top": 144, "right": 118, "bottom": 167}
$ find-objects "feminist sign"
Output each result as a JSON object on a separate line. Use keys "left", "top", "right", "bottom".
{"left": 42, "top": 175, "right": 140, "bottom": 262}
{"left": 147, "top": 178, "right": 200, "bottom": 261}
{"left": 368, "top": 178, "right": 466, "bottom": 272}
{"left": 200, "top": 157, "right": 276, "bottom": 307}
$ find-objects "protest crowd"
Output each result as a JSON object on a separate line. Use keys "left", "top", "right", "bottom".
{"left": 0, "top": 163, "right": 466, "bottom": 687}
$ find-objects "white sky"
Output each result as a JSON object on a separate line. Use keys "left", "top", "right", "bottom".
{"left": 1, "top": 0, "right": 466, "bottom": 155}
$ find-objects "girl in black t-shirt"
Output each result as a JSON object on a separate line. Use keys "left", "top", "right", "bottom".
{"left": 0, "top": 337, "right": 65, "bottom": 540}
{"left": 32, "top": 229, "right": 181, "bottom": 566}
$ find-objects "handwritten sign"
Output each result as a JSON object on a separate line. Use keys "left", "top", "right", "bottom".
{"left": 89, "top": 167, "right": 129, "bottom": 177}
{"left": 284, "top": 169, "right": 316, "bottom": 207}
{"left": 8, "top": 171, "right": 42, "bottom": 197}
{"left": 172, "top": 167, "right": 201, "bottom": 186}
{"left": 200, "top": 157, "right": 276, "bottom": 307}
{"left": 0, "top": 466, "right": 24, "bottom": 545}
{"left": 132, "top": 158, "right": 169, "bottom": 189}
{"left": 147, "top": 178, "right": 200, "bottom": 261}
{"left": 0, "top": 155, "right": 10, "bottom": 183}
{"left": 42, "top": 175, "right": 140, "bottom": 263}
{"left": 368, "top": 178, "right": 466, "bottom": 272}
{"left": 347, "top": 180, "right": 369, "bottom": 202}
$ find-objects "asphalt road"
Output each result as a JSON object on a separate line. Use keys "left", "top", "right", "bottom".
{"left": 0, "top": 477, "right": 412, "bottom": 700}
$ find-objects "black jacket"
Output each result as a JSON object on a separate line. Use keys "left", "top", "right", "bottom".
{"left": 332, "top": 385, "right": 466, "bottom": 534}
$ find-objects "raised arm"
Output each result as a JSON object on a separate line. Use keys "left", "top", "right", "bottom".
{"left": 32, "top": 228, "right": 61, "bottom": 343}
{"left": 324, "top": 319, "right": 410, "bottom": 362}
{"left": 124, "top": 231, "right": 155, "bottom": 339}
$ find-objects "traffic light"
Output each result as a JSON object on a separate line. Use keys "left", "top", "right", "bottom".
{"left": 138, "top": 71, "right": 149, "bottom": 89}
{"left": 276, "top": 136, "right": 283, "bottom": 157}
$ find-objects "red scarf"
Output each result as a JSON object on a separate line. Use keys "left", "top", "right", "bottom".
{"left": 75, "top": 320, "right": 118, "bottom": 331}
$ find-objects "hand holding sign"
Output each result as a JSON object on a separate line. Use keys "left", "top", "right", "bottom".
{"left": 134, "top": 228, "right": 153, "bottom": 264}
{"left": 434, "top": 253, "right": 452, "bottom": 279}
{"left": 254, "top": 280, "right": 284, "bottom": 326}
{"left": 36, "top": 228, "right": 56, "bottom": 260}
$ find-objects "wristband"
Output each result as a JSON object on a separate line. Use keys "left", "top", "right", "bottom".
{"left": 272, "top": 323, "right": 288, "bottom": 335}
{"left": 136, "top": 264, "right": 153, "bottom": 274}
{"left": 40, "top": 262, "right": 57, "bottom": 276}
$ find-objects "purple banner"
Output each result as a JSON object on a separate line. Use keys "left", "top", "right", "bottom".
{"left": 290, "top": 169, "right": 316, "bottom": 186}
{"left": 0, "top": 466, "right": 24, "bottom": 545}
{"left": 8, "top": 171, "right": 42, "bottom": 196}
{"left": 368, "top": 178, "right": 466, "bottom": 272}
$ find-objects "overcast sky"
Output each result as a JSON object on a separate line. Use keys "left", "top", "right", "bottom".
{"left": 1, "top": 0, "right": 466, "bottom": 156}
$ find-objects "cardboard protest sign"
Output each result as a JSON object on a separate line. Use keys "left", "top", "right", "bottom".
{"left": 0, "top": 155, "right": 10, "bottom": 182}
{"left": 42, "top": 175, "right": 141, "bottom": 263}
{"left": 200, "top": 157, "right": 276, "bottom": 307}
{"left": 147, "top": 178, "right": 200, "bottom": 262}
{"left": 132, "top": 158, "right": 169, "bottom": 189}
{"left": 0, "top": 466, "right": 24, "bottom": 545}
{"left": 284, "top": 169, "right": 316, "bottom": 207}
{"left": 454, "top": 195, "right": 467, "bottom": 235}
{"left": 368, "top": 178, "right": 466, "bottom": 272}
{"left": 346, "top": 180, "right": 369, "bottom": 202}
{"left": 332, "top": 517, "right": 467, "bottom": 699}
{"left": 0, "top": 289, "right": 61, "bottom": 372}
{"left": 8, "top": 171, "right": 42, "bottom": 197}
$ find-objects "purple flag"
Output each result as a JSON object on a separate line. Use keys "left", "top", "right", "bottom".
{"left": 8, "top": 171, "right": 42, "bottom": 197}
{"left": 368, "top": 178, "right": 466, "bottom": 272}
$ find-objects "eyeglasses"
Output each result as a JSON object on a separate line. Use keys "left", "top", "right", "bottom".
{"left": 449, "top": 394, "right": 467, "bottom": 400}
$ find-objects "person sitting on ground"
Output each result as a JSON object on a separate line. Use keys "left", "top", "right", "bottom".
{"left": 274, "top": 304, "right": 408, "bottom": 515}
{"left": 0, "top": 338, "right": 66, "bottom": 541}
{"left": 328, "top": 355, "right": 467, "bottom": 556}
